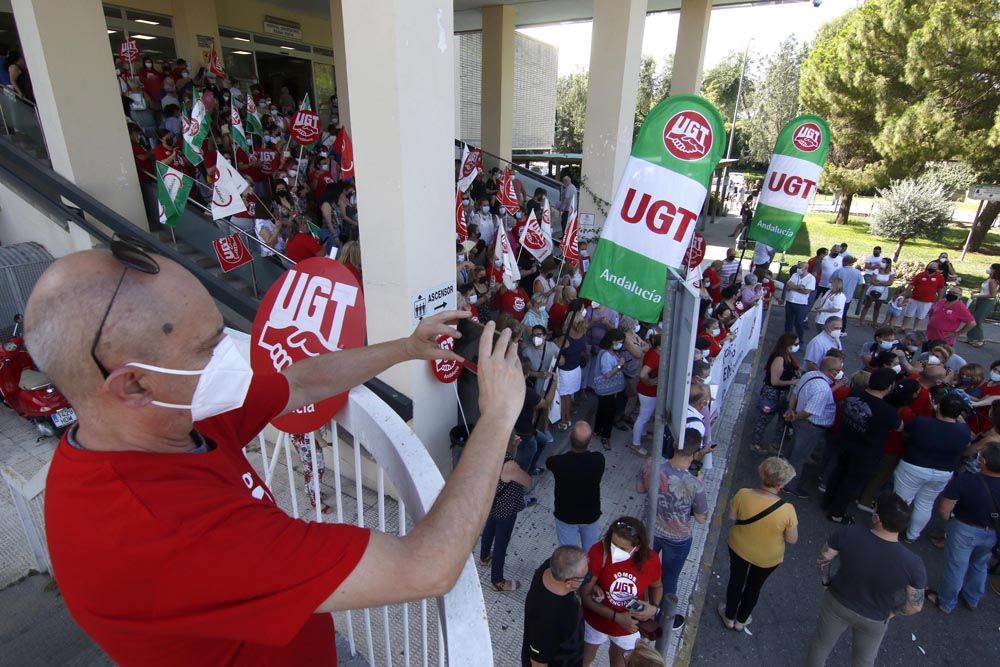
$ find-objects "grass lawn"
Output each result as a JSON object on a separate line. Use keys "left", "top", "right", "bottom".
{"left": 778, "top": 213, "right": 1000, "bottom": 290}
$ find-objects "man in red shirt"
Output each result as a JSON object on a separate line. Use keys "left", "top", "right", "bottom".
{"left": 285, "top": 218, "right": 326, "bottom": 262}
{"left": 24, "top": 248, "right": 525, "bottom": 667}
{"left": 703, "top": 259, "right": 723, "bottom": 304}
{"left": 498, "top": 283, "right": 530, "bottom": 321}
{"left": 128, "top": 123, "right": 153, "bottom": 183}
{"left": 902, "top": 261, "right": 945, "bottom": 331}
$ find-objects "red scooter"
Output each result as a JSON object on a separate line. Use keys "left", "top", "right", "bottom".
{"left": 0, "top": 314, "right": 76, "bottom": 437}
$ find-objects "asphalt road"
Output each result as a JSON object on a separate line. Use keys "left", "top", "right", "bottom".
{"left": 690, "top": 306, "right": 1000, "bottom": 667}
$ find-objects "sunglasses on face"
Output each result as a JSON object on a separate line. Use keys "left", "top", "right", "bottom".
{"left": 90, "top": 233, "right": 160, "bottom": 379}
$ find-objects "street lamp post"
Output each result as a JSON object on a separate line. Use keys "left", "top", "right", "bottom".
{"left": 721, "top": 39, "right": 751, "bottom": 216}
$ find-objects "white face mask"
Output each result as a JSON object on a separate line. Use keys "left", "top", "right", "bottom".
{"left": 833, "top": 370, "right": 844, "bottom": 381}
{"left": 610, "top": 543, "right": 633, "bottom": 564}
{"left": 467, "top": 293, "right": 478, "bottom": 305}
{"left": 463, "top": 198, "right": 471, "bottom": 206}
{"left": 457, "top": 254, "right": 466, "bottom": 263}
{"left": 613, "top": 342, "right": 624, "bottom": 351}
{"left": 890, "top": 365, "right": 902, "bottom": 373}
{"left": 532, "top": 336, "right": 544, "bottom": 347}
{"left": 125, "top": 335, "right": 253, "bottom": 422}
{"left": 591, "top": 301, "right": 600, "bottom": 309}
{"left": 879, "top": 340, "right": 895, "bottom": 350}
{"left": 991, "top": 371, "right": 1000, "bottom": 382}
{"left": 830, "top": 330, "right": 843, "bottom": 338}
{"left": 481, "top": 206, "right": 490, "bottom": 214}
{"left": 710, "top": 328, "right": 721, "bottom": 337}
{"left": 633, "top": 324, "right": 641, "bottom": 333}
{"left": 790, "top": 344, "right": 800, "bottom": 353}
{"left": 928, "top": 355, "right": 942, "bottom": 365}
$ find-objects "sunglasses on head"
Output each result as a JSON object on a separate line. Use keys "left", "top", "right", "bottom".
{"left": 612, "top": 519, "right": 639, "bottom": 538}
{"left": 90, "top": 233, "right": 160, "bottom": 379}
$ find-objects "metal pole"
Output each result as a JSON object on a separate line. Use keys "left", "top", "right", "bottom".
{"left": 961, "top": 198, "right": 985, "bottom": 261}
{"left": 721, "top": 40, "right": 751, "bottom": 213}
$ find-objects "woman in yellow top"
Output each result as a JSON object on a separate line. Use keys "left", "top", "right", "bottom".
{"left": 719, "top": 457, "right": 798, "bottom": 632}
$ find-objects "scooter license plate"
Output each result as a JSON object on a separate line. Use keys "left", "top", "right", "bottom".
{"left": 52, "top": 408, "right": 77, "bottom": 428}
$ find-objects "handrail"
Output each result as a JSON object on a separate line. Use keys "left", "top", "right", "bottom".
{"left": 2, "top": 85, "right": 37, "bottom": 109}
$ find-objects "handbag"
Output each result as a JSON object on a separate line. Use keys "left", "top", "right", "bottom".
{"left": 592, "top": 351, "right": 626, "bottom": 395}
{"left": 758, "top": 384, "right": 783, "bottom": 415}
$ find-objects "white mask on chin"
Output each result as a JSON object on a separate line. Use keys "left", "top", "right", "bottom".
{"left": 125, "top": 335, "right": 253, "bottom": 422}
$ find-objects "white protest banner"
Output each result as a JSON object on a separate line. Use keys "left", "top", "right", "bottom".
{"left": 707, "top": 301, "right": 763, "bottom": 418}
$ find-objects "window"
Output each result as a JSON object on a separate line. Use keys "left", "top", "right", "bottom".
{"left": 222, "top": 47, "right": 257, "bottom": 83}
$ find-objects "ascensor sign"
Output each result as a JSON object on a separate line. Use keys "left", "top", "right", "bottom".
{"left": 580, "top": 95, "right": 725, "bottom": 322}
{"left": 747, "top": 114, "right": 831, "bottom": 251}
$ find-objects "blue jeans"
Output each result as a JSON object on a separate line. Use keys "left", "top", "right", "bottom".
{"left": 480, "top": 513, "right": 518, "bottom": 585}
{"left": 654, "top": 535, "right": 694, "bottom": 597}
{"left": 784, "top": 301, "right": 809, "bottom": 343}
{"left": 555, "top": 518, "right": 602, "bottom": 551}
{"left": 514, "top": 434, "right": 538, "bottom": 472}
{"left": 939, "top": 518, "right": 998, "bottom": 612}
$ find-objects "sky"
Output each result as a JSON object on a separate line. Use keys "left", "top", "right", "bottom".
{"left": 519, "top": 0, "right": 857, "bottom": 77}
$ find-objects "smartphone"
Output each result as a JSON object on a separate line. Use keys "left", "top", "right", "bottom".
{"left": 625, "top": 598, "right": 644, "bottom": 612}
{"left": 453, "top": 319, "right": 503, "bottom": 368}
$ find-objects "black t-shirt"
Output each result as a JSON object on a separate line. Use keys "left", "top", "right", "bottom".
{"left": 515, "top": 388, "right": 541, "bottom": 436}
{"left": 828, "top": 526, "right": 927, "bottom": 621}
{"left": 521, "top": 560, "right": 583, "bottom": 667}
{"left": 837, "top": 390, "right": 901, "bottom": 457}
{"left": 943, "top": 471, "right": 1000, "bottom": 528}
{"left": 545, "top": 450, "right": 605, "bottom": 524}
{"left": 902, "top": 416, "right": 972, "bottom": 471}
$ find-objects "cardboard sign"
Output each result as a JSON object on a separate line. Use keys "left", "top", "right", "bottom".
{"left": 430, "top": 335, "right": 461, "bottom": 383}
{"left": 290, "top": 109, "right": 321, "bottom": 147}
{"left": 118, "top": 39, "right": 140, "bottom": 64}
{"left": 211, "top": 233, "right": 253, "bottom": 272}
{"left": 251, "top": 258, "right": 366, "bottom": 432}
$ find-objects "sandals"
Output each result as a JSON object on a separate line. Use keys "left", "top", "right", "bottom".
{"left": 827, "top": 514, "right": 855, "bottom": 525}
{"left": 717, "top": 602, "right": 735, "bottom": 630}
{"left": 478, "top": 555, "right": 492, "bottom": 567}
{"left": 733, "top": 616, "right": 752, "bottom": 632}
{"left": 554, "top": 421, "right": 570, "bottom": 432}
{"left": 601, "top": 437, "right": 611, "bottom": 451}
{"left": 492, "top": 580, "right": 521, "bottom": 592}
{"left": 627, "top": 444, "right": 649, "bottom": 457}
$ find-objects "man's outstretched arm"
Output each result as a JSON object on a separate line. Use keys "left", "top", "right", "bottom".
{"left": 317, "top": 322, "right": 525, "bottom": 611}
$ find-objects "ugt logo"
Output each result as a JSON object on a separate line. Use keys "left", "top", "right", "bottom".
{"left": 663, "top": 110, "right": 713, "bottom": 161}
{"left": 792, "top": 122, "right": 822, "bottom": 152}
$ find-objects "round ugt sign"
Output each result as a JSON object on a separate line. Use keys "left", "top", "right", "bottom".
{"left": 251, "top": 257, "right": 366, "bottom": 432}
{"left": 290, "top": 109, "right": 322, "bottom": 147}
{"left": 683, "top": 232, "right": 706, "bottom": 269}
{"left": 430, "top": 335, "right": 461, "bottom": 383}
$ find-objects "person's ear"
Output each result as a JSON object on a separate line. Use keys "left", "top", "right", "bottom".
{"left": 105, "top": 367, "right": 156, "bottom": 407}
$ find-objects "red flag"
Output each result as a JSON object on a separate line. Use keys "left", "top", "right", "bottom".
{"left": 561, "top": 211, "right": 580, "bottom": 266}
{"left": 333, "top": 127, "right": 355, "bottom": 180}
{"left": 208, "top": 47, "right": 226, "bottom": 79}
{"left": 456, "top": 188, "right": 468, "bottom": 241}
{"left": 457, "top": 144, "right": 481, "bottom": 191}
{"left": 497, "top": 167, "right": 519, "bottom": 216}
{"left": 518, "top": 210, "right": 552, "bottom": 261}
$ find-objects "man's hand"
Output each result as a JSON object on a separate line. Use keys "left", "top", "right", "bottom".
{"left": 616, "top": 613, "right": 640, "bottom": 634}
{"left": 477, "top": 322, "right": 525, "bottom": 421}
{"left": 404, "top": 310, "right": 471, "bottom": 362}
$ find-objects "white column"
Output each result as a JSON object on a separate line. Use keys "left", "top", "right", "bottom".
{"left": 671, "top": 0, "right": 712, "bottom": 94}
{"left": 11, "top": 0, "right": 146, "bottom": 239}
{"left": 480, "top": 4, "right": 515, "bottom": 163}
{"left": 338, "top": 1, "right": 457, "bottom": 471}
{"left": 578, "top": 0, "right": 647, "bottom": 230}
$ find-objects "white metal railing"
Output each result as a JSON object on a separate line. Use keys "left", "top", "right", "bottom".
{"left": 1, "top": 460, "right": 51, "bottom": 576}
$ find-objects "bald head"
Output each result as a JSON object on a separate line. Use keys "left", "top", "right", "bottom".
{"left": 25, "top": 249, "right": 222, "bottom": 406}
{"left": 689, "top": 382, "right": 706, "bottom": 407}
{"left": 922, "top": 363, "right": 947, "bottom": 385}
{"left": 570, "top": 421, "right": 592, "bottom": 450}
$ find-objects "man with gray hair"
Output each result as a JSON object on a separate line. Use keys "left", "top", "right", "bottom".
{"left": 783, "top": 356, "right": 844, "bottom": 498}
{"left": 805, "top": 316, "right": 843, "bottom": 371}
{"left": 522, "top": 545, "right": 589, "bottom": 666}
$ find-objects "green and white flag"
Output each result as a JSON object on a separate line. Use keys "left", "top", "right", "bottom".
{"left": 299, "top": 93, "right": 311, "bottom": 111}
{"left": 747, "top": 114, "right": 831, "bottom": 251}
{"left": 230, "top": 104, "right": 250, "bottom": 153}
{"left": 182, "top": 90, "right": 211, "bottom": 166}
{"left": 155, "top": 161, "right": 192, "bottom": 228}
{"left": 245, "top": 91, "right": 264, "bottom": 136}
{"left": 580, "top": 95, "right": 725, "bottom": 322}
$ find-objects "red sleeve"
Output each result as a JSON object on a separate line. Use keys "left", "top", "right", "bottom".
{"left": 196, "top": 373, "right": 289, "bottom": 450}
{"left": 587, "top": 541, "right": 604, "bottom": 576}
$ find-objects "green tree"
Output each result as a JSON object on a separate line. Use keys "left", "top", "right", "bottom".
{"left": 554, "top": 71, "right": 588, "bottom": 153}
{"left": 741, "top": 37, "right": 807, "bottom": 167}
{"left": 869, "top": 176, "right": 952, "bottom": 262}
{"left": 633, "top": 55, "right": 672, "bottom": 141}
{"left": 701, "top": 50, "right": 752, "bottom": 125}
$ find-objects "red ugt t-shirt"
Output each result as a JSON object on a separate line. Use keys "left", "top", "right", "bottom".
{"left": 909, "top": 271, "right": 944, "bottom": 303}
{"left": 583, "top": 542, "right": 661, "bottom": 637}
{"left": 44, "top": 374, "right": 371, "bottom": 667}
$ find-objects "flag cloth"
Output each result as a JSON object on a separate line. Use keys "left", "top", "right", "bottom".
{"left": 518, "top": 210, "right": 552, "bottom": 261}
{"left": 580, "top": 95, "right": 725, "bottom": 322}
{"left": 747, "top": 114, "right": 830, "bottom": 251}
{"left": 211, "top": 154, "right": 249, "bottom": 220}
{"left": 245, "top": 92, "right": 264, "bottom": 136}
{"left": 497, "top": 167, "right": 520, "bottom": 216}
{"left": 230, "top": 105, "right": 250, "bottom": 153}
{"left": 456, "top": 188, "right": 468, "bottom": 241}
{"left": 182, "top": 90, "right": 211, "bottom": 166}
{"left": 299, "top": 93, "right": 312, "bottom": 111}
{"left": 493, "top": 223, "right": 521, "bottom": 290}
{"left": 333, "top": 127, "right": 355, "bottom": 180}
{"left": 561, "top": 211, "right": 580, "bottom": 266}
{"left": 155, "top": 161, "right": 192, "bottom": 228}
{"left": 208, "top": 46, "right": 226, "bottom": 79}
{"left": 457, "top": 143, "right": 481, "bottom": 191}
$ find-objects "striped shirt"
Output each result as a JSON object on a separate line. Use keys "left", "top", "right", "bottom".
{"left": 793, "top": 371, "right": 836, "bottom": 426}
{"left": 719, "top": 259, "right": 741, "bottom": 285}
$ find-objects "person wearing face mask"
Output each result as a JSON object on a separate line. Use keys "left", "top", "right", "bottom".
{"left": 901, "top": 261, "right": 946, "bottom": 331}
{"left": 861, "top": 326, "right": 899, "bottom": 368}
{"left": 592, "top": 331, "right": 628, "bottom": 451}
{"left": 580, "top": 517, "right": 662, "bottom": 666}
{"left": 782, "top": 356, "right": 845, "bottom": 498}
{"left": 469, "top": 197, "right": 496, "bottom": 247}
{"left": 719, "top": 248, "right": 741, "bottom": 287}
{"left": 138, "top": 56, "right": 164, "bottom": 105}
{"left": 521, "top": 294, "right": 550, "bottom": 333}
{"left": 926, "top": 287, "right": 976, "bottom": 346}
{"left": 936, "top": 252, "right": 959, "bottom": 285}
{"left": 556, "top": 316, "right": 590, "bottom": 432}
{"left": 309, "top": 155, "right": 337, "bottom": 205}
{"left": 804, "top": 317, "right": 844, "bottom": 372}
{"left": 721, "top": 457, "right": 798, "bottom": 633}
{"left": 631, "top": 335, "right": 662, "bottom": 456}
{"left": 27, "top": 245, "right": 529, "bottom": 666}
{"left": 750, "top": 334, "right": 801, "bottom": 455}
{"left": 820, "top": 368, "right": 903, "bottom": 523}
{"left": 697, "top": 318, "right": 727, "bottom": 361}
{"left": 965, "top": 263, "right": 1000, "bottom": 348}
{"left": 532, "top": 257, "right": 560, "bottom": 310}
{"left": 784, "top": 261, "right": 816, "bottom": 343}
{"left": 858, "top": 257, "right": 896, "bottom": 327}
{"left": 816, "top": 244, "right": 845, "bottom": 301}
{"left": 547, "top": 286, "right": 575, "bottom": 337}
{"left": 618, "top": 317, "right": 650, "bottom": 431}
{"left": 811, "top": 277, "right": 846, "bottom": 335}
